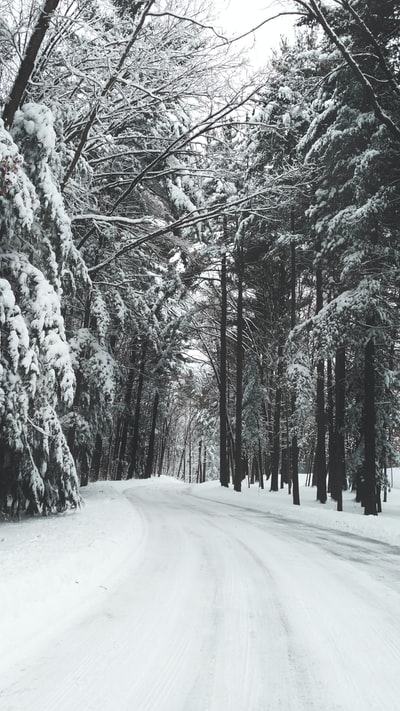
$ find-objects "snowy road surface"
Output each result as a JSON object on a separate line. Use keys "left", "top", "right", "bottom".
{"left": 1, "top": 479, "right": 400, "bottom": 710}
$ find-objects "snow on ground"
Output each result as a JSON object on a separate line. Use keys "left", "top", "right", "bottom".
{"left": 0, "top": 482, "right": 144, "bottom": 678}
{"left": 1, "top": 472, "right": 400, "bottom": 710}
{"left": 190, "top": 468, "right": 400, "bottom": 547}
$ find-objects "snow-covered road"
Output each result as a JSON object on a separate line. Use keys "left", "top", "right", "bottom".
{"left": 2, "top": 479, "right": 400, "bottom": 710}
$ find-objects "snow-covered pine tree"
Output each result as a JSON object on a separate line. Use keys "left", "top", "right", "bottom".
{"left": 0, "top": 115, "right": 81, "bottom": 514}
{"left": 296, "top": 0, "right": 400, "bottom": 513}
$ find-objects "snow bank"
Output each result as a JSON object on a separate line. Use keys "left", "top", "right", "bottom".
{"left": 188, "top": 469, "right": 400, "bottom": 547}
{"left": 0, "top": 482, "right": 143, "bottom": 674}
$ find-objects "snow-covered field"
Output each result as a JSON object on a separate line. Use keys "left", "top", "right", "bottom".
{"left": 1, "top": 472, "right": 400, "bottom": 710}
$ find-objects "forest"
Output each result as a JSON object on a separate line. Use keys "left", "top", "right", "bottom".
{"left": 0, "top": 0, "right": 399, "bottom": 518}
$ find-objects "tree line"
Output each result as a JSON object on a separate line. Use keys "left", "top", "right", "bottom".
{"left": 0, "top": 0, "right": 398, "bottom": 516}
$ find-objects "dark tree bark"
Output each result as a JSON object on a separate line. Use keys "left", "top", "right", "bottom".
{"left": 280, "top": 445, "right": 290, "bottom": 488}
{"left": 364, "top": 334, "right": 377, "bottom": 515}
{"left": 315, "top": 262, "right": 327, "bottom": 503}
{"left": 202, "top": 444, "right": 207, "bottom": 483}
{"left": 144, "top": 390, "right": 159, "bottom": 478}
{"left": 335, "top": 346, "right": 346, "bottom": 512}
{"left": 188, "top": 421, "right": 192, "bottom": 484}
{"left": 290, "top": 236, "right": 300, "bottom": 505}
{"left": 196, "top": 440, "right": 202, "bottom": 483}
{"left": 157, "top": 415, "right": 172, "bottom": 477}
{"left": 270, "top": 343, "right": 283, "bottom": 492}
{"left": 258, "top": 439, "right": 264, "bottom": 489}
{"left": 271, "top": 260, "right": 286, "bottom": 492}
{"left": 115, "top": 346, "right": 137, "bottom": 480}
{"left": 3, "top": 0, "right": 61, "bottom": 128}
{"left": 327, "top": 357, "right": 337, "bottom": 498}
{"left": 219, "top": 241, "right": 229, "bottom": 487}
{"left": 127, "top": 342, "right": 147, "bottom": 479}
{"left": 90, "top": 433, "right": 103, "bottom": 483}
{"left": 234, "top": 245, "right": 244, "bottom": 493}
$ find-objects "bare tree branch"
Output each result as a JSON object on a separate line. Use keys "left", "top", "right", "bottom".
{"left": 215, "top": 12, "right": 307, "bottom": 48}
{"left": 87, "top": 173, "right": 303, "bottom": 276}
{"left": 61, "top": 0, "right": 155, "bottom": 190}
{"left": 147, "top": 11, "right": 229, "bottom": 42}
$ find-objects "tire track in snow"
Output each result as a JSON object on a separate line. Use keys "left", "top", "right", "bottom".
{"left": 178, "top": 497, "right": 319, "bottom": 711}
{"left": 192, "top": 492, "right": 400, "bottom": 711}
{"left": 2, "top": 482, "right": 400, "bottom": 711}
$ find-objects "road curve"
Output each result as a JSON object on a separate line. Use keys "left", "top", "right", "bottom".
{"left": 2, "top": 482, "right": 400, "bottom": 711}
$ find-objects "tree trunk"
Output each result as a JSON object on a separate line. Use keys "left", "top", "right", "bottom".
{"left": 144, "top": 390, "right": 159, "bottom": 478}
{"left": 157, "top": 415, "right": 171, "bottom": 477}
{"left": 188, "top": 421, "right": 192, "bottom": 484}
{"left": 327, "top": 357, "right": 337, "bottom": 498}
{"left": 234, "top": 245, "right": 244, "bottom": 492}
{"left": 364, "top": 334, "right": 377, "bottom": 515}
{"left": 315, "top": 263, "right": 327, "bottom": 503}
{"left": 258, "top": 439, "right": 264, "bottom": 489}
{"left": 270, "top": 344, "right": 283, "bottom": 491}
{"left": 202, "top": 444, "right": 207, "bottom": 483}
{"left": 196, "top": 440, "right": 202, "bottom": 483}
{"left": 219, "top": 242, "right": 229, "bottom": 487}
{"left": 3, "top": 0, "right": 61, "bottom": 128}
{"left": 90, "top": 433, "right": 103, "bottom": 483}
{"left": 290, "top": 232, "right": 300, "bottom": 505}
{"left": 335, "top": 346, "right": 346, "bottom": 512}
{"left": 115, "top": 346, "right": 137, "bottom": 480}
{"left": 127, "top": 342, "right": 147, "bottom": 479}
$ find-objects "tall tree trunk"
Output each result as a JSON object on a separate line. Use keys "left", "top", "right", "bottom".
{"left": 290, "top": 235, "right": 300, "bottom": 505}
{"left": 315, "top": 262, "right": 327, "bottom": 503}
{"left": 127, "top": 342, "right": 147, "bottom": 479}
{"left": 271, "top": 261, "right": 286, "bottom": 492}
{"left": 3, "top": 0, "right": 61, "bottom": 128}
{"left": 258, "top": 439, "right": 264, "bottom": 489}
{"left": 157, "top": 415, "right": 171, "bottom": 477}
{"left": 90, "top": 433, "right": 103, "bottom": 483}
{"left": 327, "top": 357, "right": 337, "bottom": 499}
{"left": 115, "top": 346, "right": 137, "bottom": 480}
{"left": 202, "top": 445, "right": 207, "bottom": 483}
{"left": 335, "top": 346, "right": 346, "bottom": 512}
{"left": 144, "top": 390, "right": 159, "bottom": 478}
{"left": 270, "top": 344, "right": 283, "bottom": 492}
{"left": 364, "top": 333, "right": 377, "bottom": 515}
{"left": 234, "top": 245, "right": 244, "bottom": 493}
{"left": 188, "top": 420, "right": 192, "bottom": 484}
{"left": 196, "top": 440, "right": 202, "bottom": 483}
{"left": 219, "top": 241, "right": 229, "bottom": 487}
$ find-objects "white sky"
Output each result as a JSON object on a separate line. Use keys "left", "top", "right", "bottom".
{"left": 215, "top": 0, "right": 297, "bottom": 66}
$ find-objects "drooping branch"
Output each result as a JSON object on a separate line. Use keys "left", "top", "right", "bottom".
{"left": 294, "top": 0, "right": 400, "bottom": 144}
{"left": 340, "top": 0, "right": 400, "bottom": 99}
{"left": 86, "top": 178, "right": 301, "bottom": 276}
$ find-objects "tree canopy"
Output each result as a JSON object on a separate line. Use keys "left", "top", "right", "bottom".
{"left": 0, "top": 0, "right": 399, "bottom": 517}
